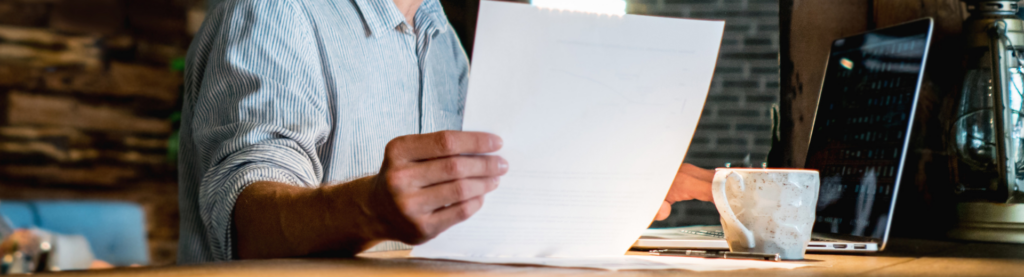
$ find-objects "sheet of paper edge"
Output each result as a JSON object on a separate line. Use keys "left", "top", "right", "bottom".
{"left": 411, "top": 255, "right": 813, "bottom": 272}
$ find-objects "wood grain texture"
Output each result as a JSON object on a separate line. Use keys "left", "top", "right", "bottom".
{"left": 872, "top": 0, "right": 967, "bottom": 32}
{"left": 43, "top": 239, "right": 1024, "bottom": 277}
{"left": 778, "top": 0, "right": 870, "bottom": 168}
{"left": 0, "top": 0, "right": 191, "bottom": 265}
{"left": 7, "top": 91, "right": 171, "bottom": 134}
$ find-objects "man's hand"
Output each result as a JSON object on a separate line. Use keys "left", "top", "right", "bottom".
{"left": 656, "top": 163, "right": 714, "bottom": 220}
{"left": 372, "top": 131, "right": 508, "bottom": 244}
{"left": 233, "top": 131, "right": 507, "bottom": 259}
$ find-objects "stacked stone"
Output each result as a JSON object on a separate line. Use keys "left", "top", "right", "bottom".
{"left": 0, "top": 0, "right": 202, "bottom": 266}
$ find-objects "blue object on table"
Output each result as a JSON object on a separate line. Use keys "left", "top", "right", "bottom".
{"left": 0, "top": 200, "right": 149, "bottom": 266}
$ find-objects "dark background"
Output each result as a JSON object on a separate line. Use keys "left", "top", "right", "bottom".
{"left": 778, "top": 0, "right": 969, "bottom": 240}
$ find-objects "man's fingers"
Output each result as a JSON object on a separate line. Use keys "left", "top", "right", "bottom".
{"left": 425, "top": 196, "right": 485, "bottom": 237}
{"left": 656, "top": 201, "right": 672, "bottom": 221}
{"left": 405, "top": 155, "right": 508, "bottom": 187}
{"left": 679, "top": 163, "right": 714, "bottom": 182}
{"left": 389, "top": 131, "right": 502, "bottom": 161}
{"left": 411, "top": 177, "right": 500, "bottom": 213}
{"left": 667, "top": 173, "right": 713, "bottom": 202}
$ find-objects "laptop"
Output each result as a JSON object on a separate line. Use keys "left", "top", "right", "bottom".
{"left": 633, "top": 18, "right": 934, "bottom": 253}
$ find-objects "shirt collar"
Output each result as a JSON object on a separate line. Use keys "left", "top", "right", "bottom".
{"left": 418, "top": 0, "right": 450, "bottom": 34}
{"left": 354, "top": 0, "right": 449, "bottom": 37}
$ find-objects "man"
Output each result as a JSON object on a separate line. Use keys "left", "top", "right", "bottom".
{"left": 179, "top": 0, "right": 713, "bottom": 264}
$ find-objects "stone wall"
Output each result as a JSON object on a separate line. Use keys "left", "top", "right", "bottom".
{"left": 0, "top": 0, "right": 199, "bottom": 266}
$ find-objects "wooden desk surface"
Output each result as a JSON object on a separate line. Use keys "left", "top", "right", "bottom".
{"left": 44, "top": 238, "right": 1024, "bottom": 277}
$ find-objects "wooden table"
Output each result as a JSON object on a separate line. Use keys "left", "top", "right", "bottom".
{"left": 42, "top": 238, "right": 1024, "bottom": 276}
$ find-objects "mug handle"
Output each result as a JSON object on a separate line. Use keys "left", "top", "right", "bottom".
{"left": 712, "top": 171, "right": 756, "bottom": 248}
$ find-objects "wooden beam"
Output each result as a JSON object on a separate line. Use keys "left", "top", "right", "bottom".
{"left": 777, "top": 0, "right": 870, "bottom": 168}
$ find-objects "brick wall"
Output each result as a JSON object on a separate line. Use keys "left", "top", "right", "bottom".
{"left": 0, "top": 0, "right": 198, "bottom": 266}
{"left": 626, "top": 0, "right": 780, "bottom": 226}
{"left": 628, "top": 0, "right": 779, "bottom": 169}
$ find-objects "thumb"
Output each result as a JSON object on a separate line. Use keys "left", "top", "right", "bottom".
{"left": 655, "top": 201, "right": 672, "bottom": 221}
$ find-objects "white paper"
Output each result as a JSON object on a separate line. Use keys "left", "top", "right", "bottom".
{"left": 422, "top": 255, "right": 810, "bottom": 272}
{"left": 412, "top": 1, "right": 724, "bottom": 259}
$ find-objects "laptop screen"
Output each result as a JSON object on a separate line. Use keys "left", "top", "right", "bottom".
{"left": 804, "top": 19, "right": 932, "bottom": 242}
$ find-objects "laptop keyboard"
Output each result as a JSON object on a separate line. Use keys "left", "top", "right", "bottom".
{"left": 680, "top": 229, "right": 724, "bottom": 238}
{"left": 679, "top": 229, "right": 837, "bottom": 242}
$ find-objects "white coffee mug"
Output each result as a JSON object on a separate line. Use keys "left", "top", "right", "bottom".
{"left": 712, "top": 168, "right": 820, "bottom": 260}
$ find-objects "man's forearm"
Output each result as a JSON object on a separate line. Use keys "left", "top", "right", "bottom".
{"left": 231, "top": 131, "right": 507, "bottom": 259}
{"left": 233, "top": 177, "right": 386, "bottom": 259}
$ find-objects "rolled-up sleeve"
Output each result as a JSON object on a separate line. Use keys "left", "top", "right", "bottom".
{"left": 189, "top": 0, "right": 328, "bottom": 261}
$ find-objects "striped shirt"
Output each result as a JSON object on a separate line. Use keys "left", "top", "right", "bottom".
{"left": 177, "top": 0, "right": 468, "bottom": 264}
